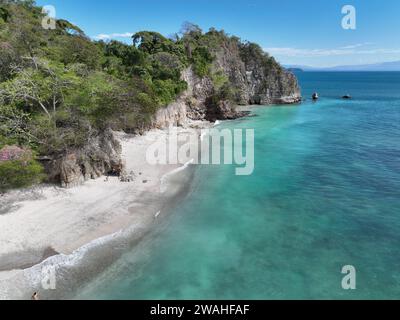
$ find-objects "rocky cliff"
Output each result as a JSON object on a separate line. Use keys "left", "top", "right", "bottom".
{"left": 50, "top": 41, "right": 301, "bottom": 187}
{"left": 41, "top": 129, "right": 123, "bottom": 188}
{"left": 152, "top": 38, "right": 301, "bottom": 127}
{"left": 1, "top": 3, "right": 302, "bottom": 190}
{"left": 214, "top": 38, "right": 301, "bottom": 105}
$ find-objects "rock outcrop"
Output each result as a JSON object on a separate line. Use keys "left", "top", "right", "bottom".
{"left": 41, "top": 129, "right": 123, "bottom": 188}
{"left": 152, "top": 40, "right": 301, "bottom": 128}
{"left": 152, "top": 99, "right": 188, "bottom": 129}
{"left": 214, "top": 39, "right": 301, "bottom": 105}
{"left": 50, "top": 39, "right": 301, "bottom": 187}
{"left": 205, "top": 99, "right": 250, "bottom": 122}
{"left": 152, "top": 67, "right": 215, "bottom": 127}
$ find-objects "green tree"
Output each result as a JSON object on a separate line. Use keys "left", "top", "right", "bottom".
{"left": 0, "top": 60, "right": 77, "bottom": 117}
{"left": 0, "top": 159, "right": 45, "bottom": 192}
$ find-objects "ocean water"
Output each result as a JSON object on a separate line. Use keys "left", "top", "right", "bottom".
{"left": 77, "top": 72, "right": 400, "bottom": 300}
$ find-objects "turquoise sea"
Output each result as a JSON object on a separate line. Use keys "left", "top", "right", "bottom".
{"left": 78, "top": 72, "right": 400, "bottom": 300}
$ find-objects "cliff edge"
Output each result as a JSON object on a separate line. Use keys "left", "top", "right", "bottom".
{"left": 153, "top": 33, "right": 301, "bottom": 128}
{"left": 0, "top": 2, "right": 301, "bottom": 189}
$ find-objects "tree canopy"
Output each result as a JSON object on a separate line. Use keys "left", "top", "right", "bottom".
{"left": 0, "top": 1, "right": 283, "bottom": 191}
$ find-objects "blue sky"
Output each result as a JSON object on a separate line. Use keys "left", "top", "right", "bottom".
{"left": 36, "top": 0, "right": 400, "bottom": 67}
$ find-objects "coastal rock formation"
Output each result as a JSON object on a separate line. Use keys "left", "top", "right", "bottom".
{"left": 152, "top": 38, "right": 301, "bottom": 128}
{"left": 152, "top": 99, "right": 188, "bottom": 129}
{"left": 152, "top": 67, "right": 214, "bottom": 126}
{"left": 41, "top": 37, "right": 301, "bottom": 188}
{"left": 205, "top": 99, "right": 250, "bottom": 122}
{"left": 49, "top": 49, "right": 301, "bottom": 187}
{"left": 0, "top": 1, "right": 303, "bottom": 189}
{"left": 214, "top": 38, "right": 301, "bottom": 105}
{"left": 41, "top": 129, "right": 123, "bottom": 188}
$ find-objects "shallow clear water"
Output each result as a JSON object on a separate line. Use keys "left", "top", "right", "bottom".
{"left": 77, "top": 72, "right": 400, "bottom": 300}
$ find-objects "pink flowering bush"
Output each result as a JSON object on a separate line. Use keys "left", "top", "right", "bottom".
{"left": 0, "top": 146, "right": 44, "bottom": 192}
{"left": 0, "top": 145, "right": 29, "bottom": 162}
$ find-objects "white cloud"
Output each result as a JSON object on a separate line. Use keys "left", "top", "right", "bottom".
{"left": 94, "top": 32, "right": 134, "bottom": 40}
{"left": 264, "top": 45, "right": 400, "bottom": 58}
{"left": 264, "top": 47, "right": 352, "bottom": 57}
{"left": 339, "top": 42, "right": 373, "bottom": 50}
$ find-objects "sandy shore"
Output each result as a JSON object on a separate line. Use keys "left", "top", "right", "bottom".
{"left": 0, "top": 122, "right": 210, "bottom": 299}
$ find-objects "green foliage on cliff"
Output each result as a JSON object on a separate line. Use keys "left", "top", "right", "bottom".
{"left": 239, "top": 41, "right": 282, "bottom": 74}
{"left": 0, "top": 1, "right": 288, "bottom": 190}
{"left": 0, "top": 159, "right": 44, "bottom": 192}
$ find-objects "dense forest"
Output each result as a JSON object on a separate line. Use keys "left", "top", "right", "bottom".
{"left": 0, "top": 0, "right": 292, "bottom": 191}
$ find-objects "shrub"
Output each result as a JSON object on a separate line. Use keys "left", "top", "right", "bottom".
{"left": 191, "top": 46, "right": 213, "bottom": 77}
{"left": 0, "top": 135, "right": 17, "bottom": 149}
{"left": 0, "top": 159, "right": 45, "bottom": 192}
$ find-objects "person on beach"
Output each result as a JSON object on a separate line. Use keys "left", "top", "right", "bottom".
{"left": 31, "top": 292, "right": 40, "bottom": 300}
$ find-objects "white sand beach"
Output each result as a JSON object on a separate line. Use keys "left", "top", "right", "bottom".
{"left": 0, "top": 123, "right": 209, "bottom": 299}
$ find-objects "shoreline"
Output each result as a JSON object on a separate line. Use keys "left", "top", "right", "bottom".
{"left": 0, "top": 121, "right": 211, "bottom": 299}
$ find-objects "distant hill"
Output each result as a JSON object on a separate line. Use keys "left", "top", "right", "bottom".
{"left": 284, "top": 61, "right": 400, "bottom": 72}
{"left": 284, "top": 65, "right": 317, "bottom": 72}
{"left": 286, "top": 67, "right": 304, "bottom": 72}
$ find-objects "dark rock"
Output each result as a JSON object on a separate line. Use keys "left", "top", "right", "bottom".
{"left": 42, "top": 129, "right": 124, "bottom": 188}
{"left": 205, "top": 99, "right": 249, "bottom": 122}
